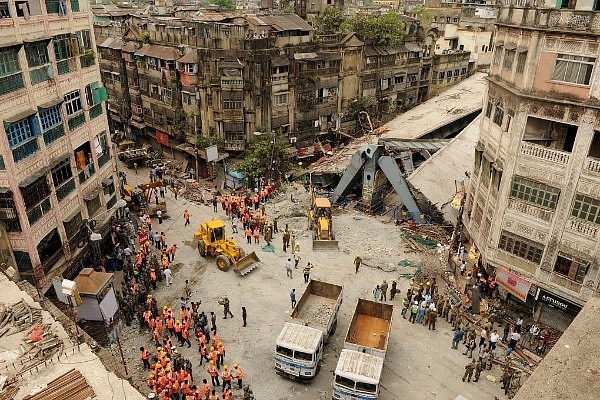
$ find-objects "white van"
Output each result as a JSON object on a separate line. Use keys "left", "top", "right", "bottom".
{"left": 275, "top": 322, "right": 324, "bottom": 380}
{"left": 332, "top": 349, "right": 384, "bottom": 400}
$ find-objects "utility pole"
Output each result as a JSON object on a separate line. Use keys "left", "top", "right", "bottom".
{"left": 194, "top": 114, "right": 199, "bottom": 182}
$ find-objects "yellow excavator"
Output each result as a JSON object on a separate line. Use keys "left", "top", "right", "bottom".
{"left": 194, "top": 220, "right": 260, "bottom": 275}
{"left": 120, "top": 180, "right": 167, "bottom": 217}
{"left": 308, "top": 193, "right": 339, "bottom": 250}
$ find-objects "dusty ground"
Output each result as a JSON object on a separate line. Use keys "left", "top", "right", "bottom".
{"left": 115, "top": 163, "right": 506, "bottom": 400}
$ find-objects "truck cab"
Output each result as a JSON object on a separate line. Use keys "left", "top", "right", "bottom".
{"left": 275, "top": 323, "right": 323, "bottom": 380}
{"left": 332, "top": 349, "right": 383, "bottom": 400}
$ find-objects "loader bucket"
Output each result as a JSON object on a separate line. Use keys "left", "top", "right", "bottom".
{"left": 234, "top": 251, "right": 260, "bottom": 275}
{"left": 312, "top": 240, "right": 339, "bottom": 251}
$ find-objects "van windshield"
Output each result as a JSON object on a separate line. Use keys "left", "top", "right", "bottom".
{"left": 294, "top": 351, "right": 312, "bottom": 361}
{"left": 356, "top": 382, "right": 377, "bottom": 393}
{"left": 276, "top": 346, "right": 293, "bottom": 358}
{"left": 335, "top": 375, "right": 355, "bottom": 389}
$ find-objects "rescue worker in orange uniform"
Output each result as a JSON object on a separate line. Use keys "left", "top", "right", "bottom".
{"left": 221, "top": 365, "right": 232, "bottom": 391}
{"left": 207, "top": 360, "right": 220, "bottom": 386}
{"left": 140, "top": 347, "right": 151, "bottom": 369}
{"left": 233, "top": 364, "right": 243, "bottom": 389}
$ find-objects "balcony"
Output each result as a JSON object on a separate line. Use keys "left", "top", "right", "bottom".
{"left": 566, "top": 217, "right": 599, "bottom": 239}
{"left": 223, "top": 140, "right": 245, "bottom": 151}
{"left": 0, "top": 72, "right": 25, "bottom": 96}
{"left": 497, "top": 2, "right": 600, "bottom": 33}
{"left": 520, "top": 142, "right": 570, "bottom": 164}
{"left": 78, "top": 163, "right": 95, "bottom": 183}
{"left": 584, "top": 157, "right": 600, "bottom": 174}
{"left": 43, "top": 124, "right": 66, "bottom": 145}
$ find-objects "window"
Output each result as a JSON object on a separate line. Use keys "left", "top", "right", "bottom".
{"left": 0, "top": 192, "right": 21, "bottom": 232}
{"left": 0, "top": 2, "right": 10, "bottom": 18}
{"left": 407, "top": 74, "right": 418, "bottom": 82}
{"left": 6, "top": 115, "right": 41, "bottom": 161}
{"left": 163, "top": 87, "right": 172, "bottom": 102}
{"left": 493, "top": 105, "right": 504, "bottom": 126}
{"left": 356, "top": 382, "right": 377, "bottom": 393}
{"left": 0, "top": 46, "right": 24, "bottom": 96}
{"left": 454, "top": 69, "right": 460, "bottom": 77}
{"left": 86, "top": 194, "right": 101, "bottom": 217}
{"left": 21, "top": 175, "right": 52, "bottom": 225}
{"left": 493, "top": 46, "right": 503, "bottom": 66}
{"left": 77, "top": 30, "right": 92, "bottom": 51}
{"left": 554, "top": 254, "right": 588, "bottom": 283}
{"left": 276, "top": 346, "right": 293, "bottom": 358}
{"left": 182, "top": 92, "right": 196, "bottom": 105}
{"left": 25, "top": 42, "right": 50, "bottom": 68}
{"left": 395, "top": 75, "right": 405, "bottom": 84}
{"left": 183, "top": 63, "right": 197, "bottom": 74}
{"left": 53, "top": 34, "right": 78, "bottom": 61}
{"left": 571, "top": 194, "right": 600, "bottom": 224}
{"left": 274, "top": 93, "right": 288, "bottom": 105}
{"left": 335, "top": 375, "right": 355, "bottom": 389}
{"left": 485, "top": 99, "right": 493, "bottom": 118}
{"left": 139, "top": 78, "right": 148, "bottom": 91}
{"left": 510, "top": 176, "right": 560, "bottom": 210}
{"left": 552, "top": 54, "right": 595, "bottom": 85}
{"left": 51, "top": 158, "right": 75, "bottom": 201}
{"left": 499, "top": 231, "right": 544, "bottom": 264}
{"left": 503, "top": 49, "right": 515, "bottom": 70}
{"left": 516, "top": 52, "right": 527, "bottom": 74}
{"left": 447, "top": 70, "right": 452, "bottom": 79}
{"left": 461, "top": 67, "right": 467, "bottom": 75}
{"left": 39, "top": 105, "right": 62, "bottom": 131}
{"left": 64, "top": 90, "right": 82, "bottom": 115}
{"left": 438, "top": 71, "right": 445, "bottom": 80}
{"left": 363, "top": 80, "right": 376, "bottom": 90}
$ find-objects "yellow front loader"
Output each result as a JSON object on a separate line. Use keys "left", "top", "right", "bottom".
{"left": 194, "top": 220, "right": 260, "bottom": 275}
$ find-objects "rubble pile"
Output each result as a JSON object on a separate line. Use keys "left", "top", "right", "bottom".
{"left": 298, "top": 299, "right": 335, "bottom": 327}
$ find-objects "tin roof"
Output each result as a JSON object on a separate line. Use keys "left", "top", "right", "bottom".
{"left": 178, "top": 51, "right": 198, "bottom": 63}
{"left": 74, "top": 268, "right": 114, "bottom": 296}
{"left": 135, "top": 44, "right": 180, "bottom": 60}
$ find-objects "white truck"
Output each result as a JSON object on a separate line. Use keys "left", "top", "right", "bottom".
{"left": 332, "top": 299, "right": 393, "bottom": 399}
{"left": 276, "top": 280, "right": 343, "bottom": 380}
{"left": 290, "top": 280, "right": 343, "bottom": 342}
{"left": 275, "top": 322, "right": 324, "bottom": 380}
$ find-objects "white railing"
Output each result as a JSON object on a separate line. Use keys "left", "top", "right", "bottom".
{"left": 585, "top": 157, "right": 600, "bottom": 174}
{"left": 567, "top": 218, "right": 599, "bottom": 238}
{"left": 520, "top": 142, "right": 570, "bottom": 164}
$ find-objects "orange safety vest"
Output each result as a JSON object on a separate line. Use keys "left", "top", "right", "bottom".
{"left": 174, "top": 322, "right": 182, "bottom": 333}
{"left": 203, "top": 383, "right": 210, "bottom": 395}
{"left": 207, "top": 364, "right": 217, "bottom": 377}
{"left": 245, "top": 228, "right": 252, "bottom": 237}
{"left": 141, "top": 349, "right": 150, "bottom": 360}
{"left": 235, "top": 366, "right": 243, "bottom": 380}
{"left": 222, "top": 370, "right": 231, "bottom": 381}
{"left": 210, "top": 350, "right": 218, "bottom": 362}
{"left": 167, "top": 318, "right": 174, "bottom": 329}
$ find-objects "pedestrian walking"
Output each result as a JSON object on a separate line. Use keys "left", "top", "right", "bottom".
{"left": 373, "top": 285, "right": 382, "bottom": 302}
{"left": 242, "top": 307, "right": 247, "bottom": 327}
{"left": 231, "top": 216, "right": 238, "bottom": 234}
{"left": 157, "top": 209, "right": 163, "bottom": 224}
{"left": 479, "top": 327, "right": 487, "bottom": 351}
{"left": 452, "top": 328, "right": 464, "bottom": 349}
{"left": 390, "top": 280, "right": 397, "bottom": 300}
{"left": 472, "top": 357, "right": 483, "bottom": 382}
{"left": 293, "top": 254, "right": 301, "bottom": 269}
{"left": 303, "top": 262, "right": 313, "bottom": 283}
{"left": 253, "top": 228, "right": 259, "bottom": 244}
{"left": 354, "top": 254, "right": 362, "bottom": 273}
{"left": 140, "top": 346, "right": 150, "bottom": 369}
{"left": 290, "top": 289, "right": 296, "bottom": 308}
{"left": 184, "top": 209, "right": 190, "bottom": 226}
{"left": 234, "top": 364, "right": 243, "bottom": 389}
{"left": 210, "top": 311, "right": 217, "bottom": 332}
{"left": 409, "top": 301, "right": 418, "bottom": 323}
{"left": 463, "top": 338, "right": 476, "bottom": 358}
{"left": 163, "top": 267, "right": 172, "bottom": 287}
{"left": 212, "top": 196, "right": 218, "bottom": 212}
{"left": 285, "top": 258, "right": 293, "bottom": 279}
{"left": 160, "top": 185, "right": 165, "bottom": 198}
{"left": 154, "top": 188, "right": 159, "bottom": 205}
{"left": 219, "top": 297, "right": 234, "bottom": 319}
{"left": 380, "top": 280, "right": 388, "bottom": 301}
{"left": 490, "top": 329, "right": 499, "bottom": 351}
{"left": 246, "top": 228, "right": 252, "bottom": 244}
{"left": 184, "top": 279, "right": 192, "bottom": 298}
{"left": 134, "top": 162, "right": 138, "bottom": 174}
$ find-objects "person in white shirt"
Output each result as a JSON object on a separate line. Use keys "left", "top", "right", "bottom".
{"left": 163, "top": 267, "right": 172, "bottom": 287}
{"left": 489, "top": 330, "right": 499, "bottom": 351}
{"left": 157, "top": 209, "right": 163, "bottom": 224}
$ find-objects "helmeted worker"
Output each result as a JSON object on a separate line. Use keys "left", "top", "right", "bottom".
{"left": 207, "top": 360, "right": 220, "bottom": 386}
{"left": 234, "top": 364, "right": 243, "bottom": 389}
{"left": 221, "top": 365, "right": 232, "bottom": 391}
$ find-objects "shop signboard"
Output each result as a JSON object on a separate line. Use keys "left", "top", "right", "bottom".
{"left": 536, "top": 288, "right": 583, "bottom": 316}
{"left": 496, "top": 265, "right": 532, "bottom": 302}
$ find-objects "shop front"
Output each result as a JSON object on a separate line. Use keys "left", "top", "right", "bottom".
{"left": 535, "top": 288, "right": 583, "bottom": 332}
{"left": 495, "top": 264, "right": 536, "bottom": 318}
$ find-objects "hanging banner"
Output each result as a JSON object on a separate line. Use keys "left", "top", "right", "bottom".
{"left": 451, "top": 192, "right": 464, "bottom": 210}
{"left": 156, "top": 130, "right": 169, "bottom": 146}
{"left": 468, "top": 246, "right": 480, "bottom": 264}
{"left": 139, "top": 231, "right": 148, "bottom": 246}
{"left": 496, "top": 265, "right": 532, "bottom": 302}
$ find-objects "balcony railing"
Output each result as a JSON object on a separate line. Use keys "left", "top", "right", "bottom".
{"left": 585, "top": 157, "right": 600, "bottom": 174}
{"left": 520, "top": 142, "right": 570, "bottom": 165}
{"left": 89, "top": 104, "right": 103, "bottom": 119}
{"left": 43, "top": 124, "right": 65, "bottom": 145}
{"left": 498, "top": 4, "right": 600, "bottom": 33}
{"left": 68, "top": 113, "right": 86, "bottom": 131}
{"left": 56, "top": 178, "right": 75, "bottom": 202}
{"left": 78, "top": 163, "right": 95, "bottom": 183}
{"left": 567, "top": 217, "right": 599, "bottom": 239}
{"left": 0, "top": 73, "right": 25, "bottom": 96}
{"left": 223, "top": 140, "right": 245, "bottom": 151}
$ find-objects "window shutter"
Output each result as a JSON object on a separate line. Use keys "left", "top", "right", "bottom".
{"left": 29, "top": 116, "right": 42, "bottom": 137}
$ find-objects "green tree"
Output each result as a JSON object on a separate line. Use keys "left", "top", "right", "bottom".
{"left": 172, "top": 109, "right": 189, "bottom": 144}
{"left": 341, "top": 12, "right": 406, "bottom": 46}
{"left": 313, "top": 7, "right": 345, "bottom": 35}
{"left": 411, "top": 5, "right": 432, "bottom": 24}
{"left": 210, "top": 0, "right": 235, "bottom": 11}
{"left": 238, "top": 134, "right": 293, "bottom": 182}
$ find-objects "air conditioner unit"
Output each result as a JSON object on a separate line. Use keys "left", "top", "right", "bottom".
{"left": 289, "top": 137, "right": 297, "bottom": 144}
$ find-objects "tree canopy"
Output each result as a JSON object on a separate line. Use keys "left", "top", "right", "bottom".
{"left": 209, "top": 0, "right": 235, "bottom": 11}
{"left": 238, "top": 134, "right": 294, "bottom": 182}
{"left": 313, "top": 7, "right": 345, "bottom": 35}
{"left": 341, "top": 12, "right": 407, "bottom": 46}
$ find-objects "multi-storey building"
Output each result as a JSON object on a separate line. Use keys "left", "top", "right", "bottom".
{"left": 464, "top": 0, "right": 600, "bottom": 331}
{"left": 0, "top": 0, "right": 114, "bottom": 290}
{"left": 93, "top": 10, "right": 433, "bottom": 162}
